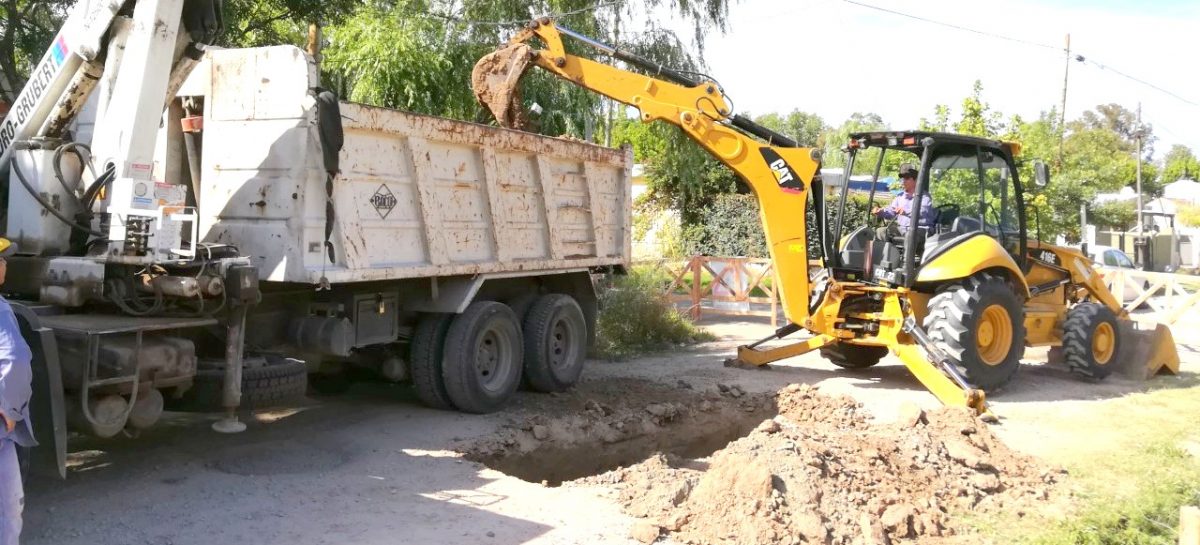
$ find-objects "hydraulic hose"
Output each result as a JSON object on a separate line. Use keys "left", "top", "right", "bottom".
{"left": 52, "top": 142, "right": 99, "bottom": 206}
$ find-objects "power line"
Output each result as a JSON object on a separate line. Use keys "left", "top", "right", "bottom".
{"left": 840, "top": 0, "right": 1200, "bottom": 109}
{"left": 1074, "top": 56, "right": 1199, "bottom": 107}
{"left": 840, "top": 0, "right": 1060, "bottom": 51}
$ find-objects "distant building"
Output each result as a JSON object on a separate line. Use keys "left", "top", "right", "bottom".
{"left": 1164, "top": 178, "right": 1200, "bottom": 205}
{"left": 819, "top": 168, "right": 894, "bottom": 198}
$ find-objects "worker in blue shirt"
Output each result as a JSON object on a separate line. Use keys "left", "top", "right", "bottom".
{"left": 0, "top": 238, "right": 33, "bottom": 545}
{"left": 873, "top": 163, "right": 934, "bottom": 240}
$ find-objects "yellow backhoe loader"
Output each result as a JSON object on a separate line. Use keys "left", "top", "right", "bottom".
{"left": 472, "top": 18, "right": 1180, "bottom": 417}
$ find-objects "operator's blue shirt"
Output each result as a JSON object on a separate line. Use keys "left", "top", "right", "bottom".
{"left": 0, "top": 297, "right": 35, "bottom": 447}
{"left": 877, "top": 191, "right": 935, "bottom": 232}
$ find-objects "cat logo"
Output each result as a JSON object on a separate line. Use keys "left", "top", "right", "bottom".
{"left": 769, "top": 159, "right": 795, "bottom": 185}
{"left": 758, "top": 148, "right": 804, "bottom": 192}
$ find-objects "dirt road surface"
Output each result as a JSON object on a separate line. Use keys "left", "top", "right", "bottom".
{"left": 24, "top": 316, "right": 1200, "bottom": 544}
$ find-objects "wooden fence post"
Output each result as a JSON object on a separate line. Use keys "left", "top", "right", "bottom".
{"left": 690, "top": 256, "right": 702, "bottom": 321}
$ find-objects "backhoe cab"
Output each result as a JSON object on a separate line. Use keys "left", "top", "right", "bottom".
{"left": 474, "top": 19, "right": 1179, "bottom": 418}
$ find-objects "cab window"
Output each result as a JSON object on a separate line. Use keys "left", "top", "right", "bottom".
{"left": 1102, "top": 250, "right": 1119, "bottom": 267}
{"left": 927, "top": 145, "right": 1019, "bottom": 236}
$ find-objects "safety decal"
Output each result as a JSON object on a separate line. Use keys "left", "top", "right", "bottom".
{"left": 371, "top": 184, "right": 397, "bottom": 219}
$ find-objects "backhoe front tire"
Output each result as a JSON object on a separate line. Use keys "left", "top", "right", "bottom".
{"left": 820, "top": 343, "right": 888, "bottom": 369}
{"left": 924, "top": 273, "right": 1024, "bottom": 391}
{"left": 1061, "top": 303, "right": 1119, "bottom": 379}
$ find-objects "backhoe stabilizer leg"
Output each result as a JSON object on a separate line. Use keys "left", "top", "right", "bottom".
{"left": 898, "top": 317, "right": 993, "bottom": 420}
{"left": 725, "top": 334, "right": 835, "bottom": 369}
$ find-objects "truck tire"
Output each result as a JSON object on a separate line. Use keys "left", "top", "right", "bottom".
{"left": 522, "top": 294, "right": 587, "bottom": 392}
{"left": 442, "top": 302, "right": 523, "bottom": 414}
{"left": 820, "top": 343, "right": 887, "bottom": 369}
{"left": 409, "top": 313, "right": 456, "bottom": 410}
{"left": 169, "top": 356, "right": 307, "bottom": 412}
{"left": 1061, "top": 303, "right": 1119, "bottom": 379}
{"left": 923, "top": 273, "right": 1024, "bottom": 391}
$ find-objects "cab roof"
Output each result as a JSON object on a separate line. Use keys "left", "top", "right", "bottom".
{"left": 847, "top": 130, "right": 1021, "bottom": 157}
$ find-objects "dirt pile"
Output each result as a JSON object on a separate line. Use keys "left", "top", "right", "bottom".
{"left": 578, "top": 384, "right": 1061, "bottom": 544}
{"left": 471, "top": 43, "right": 534, "bottom": 129}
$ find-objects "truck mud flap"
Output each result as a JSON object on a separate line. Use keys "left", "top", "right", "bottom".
{"left": 13, "top": 303, "right": 68, "bottom": 479}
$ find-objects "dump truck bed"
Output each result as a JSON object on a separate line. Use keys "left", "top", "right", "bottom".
{"left": 185, "top": 46, "right": 631, "bottom": 285}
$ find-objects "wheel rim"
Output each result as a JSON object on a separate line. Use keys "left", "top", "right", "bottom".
{"left": 549, "top": 319, "right": 573, "bottom": 369}
{"left": 1092, "top": 322, "right": 1116, "bottom": 365}
{"left": 976, "top": 304, "right": 1013, "bottom": 366}
{"left": 475, "top": 326, "right": 513, "bottom": 393}
{"left": 549, "top": 318, "right": 576, "bottom": 370}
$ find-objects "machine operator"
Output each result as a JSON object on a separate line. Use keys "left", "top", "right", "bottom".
{"left": 872, "top": 163, "right": 934, "bottom": 240}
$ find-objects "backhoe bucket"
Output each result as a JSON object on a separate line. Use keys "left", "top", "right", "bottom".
{"left": 1115, "top": 321, "right": 1180, "bottom": 379}
{"left": 471, "top": 43, "right": 534, "bottom": 129}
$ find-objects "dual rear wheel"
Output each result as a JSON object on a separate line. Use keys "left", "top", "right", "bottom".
{"left": 410, "top": 294, "right": 588, "bottom": 414}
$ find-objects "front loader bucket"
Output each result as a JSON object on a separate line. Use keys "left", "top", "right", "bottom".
{"left": 471, "top": 43, "right": 534, "bottom": 129}
{"left": 1115, "top": 321, "right": 1180, "bottom": 379}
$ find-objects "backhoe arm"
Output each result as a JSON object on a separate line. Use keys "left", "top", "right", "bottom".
{"left": 477, "top": 19, "right": 822, "bottom": 326}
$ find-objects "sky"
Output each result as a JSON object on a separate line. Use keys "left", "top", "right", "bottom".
{"left": 646, "top": 0, "right": 1200, "bottom": 160}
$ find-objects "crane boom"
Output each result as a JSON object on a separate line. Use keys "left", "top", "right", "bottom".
{"left": 0, "top": 0, "right": 123, "bottom": 170}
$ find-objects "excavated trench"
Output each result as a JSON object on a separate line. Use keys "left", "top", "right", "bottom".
{"left": 465, "top": 392, "right": 777, "bottom": 486}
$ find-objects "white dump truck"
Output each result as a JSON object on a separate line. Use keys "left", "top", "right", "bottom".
{"left": 1, "top": 1, "right": 630, "bottom": 477}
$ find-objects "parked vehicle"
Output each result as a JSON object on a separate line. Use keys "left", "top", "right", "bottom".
{"left": 1086, "top": 245, "right": 1152, "bottom": 302}
{"left": 0, "top": 2, "right": 630, "bottom": 479}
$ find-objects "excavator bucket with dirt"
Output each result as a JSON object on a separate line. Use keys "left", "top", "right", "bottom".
{"left": 471, "top": 43, "right": 534, "bottom": 129}
{"left": 1116, "top": 321, "right": 1181, "bottom": 379}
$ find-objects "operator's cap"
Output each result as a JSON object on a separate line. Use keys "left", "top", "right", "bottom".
{"left": 0, "top": 238, "right": 17, "bottom": 258}
{"left": 899, "top": 163, "right": 918, "bottom": 178}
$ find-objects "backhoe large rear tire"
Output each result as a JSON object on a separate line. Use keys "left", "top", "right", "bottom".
{"left": 923, "top": 272, "right": 1024, "bottom": 391}
{"left": 820, "top": 343, "right": 888, "bottom": 369}
{"left": 1061, "top": 302, "right": 1119, "bottom": 379}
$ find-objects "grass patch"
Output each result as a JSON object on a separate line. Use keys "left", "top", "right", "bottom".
{"left": 591, "top": 270, "right": 715, "bottom": 360}
{"left": 979, "top": 381, "right": 1200, "bottom": 544}
{"left": 1030, "top": 442, "right": 1200, "bottom": 545}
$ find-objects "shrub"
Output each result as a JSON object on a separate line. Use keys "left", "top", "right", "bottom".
{"left": 592, "top": 271, "right": 714, "bottom": 360}
{"left": 681, "top": 193, "right": 769, "bottom": 257}
{"left": 1090, "top": 201, "right": 1137, "bottom": 231}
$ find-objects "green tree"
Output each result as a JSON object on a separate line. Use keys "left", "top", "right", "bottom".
{"left": 1161, "top": 145, "right": 1199, "bottom": 183}
{"left": 613, "top": 117, "right": 739, "bottom": 225}
{"left": 955, "top": 80, "right": 1003, "bottom": 138}
{"left": 0, "top": 0, "right": 72, "bottom": 102}
{"left": 754, "top": 109, "right": 827, "bottom": 147}
{"left": 821, "top": 112, "right": 887, "bottom": 169}
{"left": 221, "top": 0, "right": 358, "bottom": 47}
{"left": 1078, "top": 103, "right": 1155, "bottom": 158}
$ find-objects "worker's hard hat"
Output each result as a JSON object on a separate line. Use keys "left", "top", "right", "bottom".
{"left": 899, "top": 164, "right": 918, "bottom": 178}
{"left": 0, "top": 238, "right": 17, "bottom": 258}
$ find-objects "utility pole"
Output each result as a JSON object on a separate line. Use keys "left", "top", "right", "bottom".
{"left": 1135, "top": 102, "right": 1144, "bottom": 230}
{"left": 1058, "top": 34, "right": 1070, "bottom": 168}
{"left": 307, "top": 22, "right": 322, "bottom": 66}
{"left": 604, "top": 6, "right": 620, "bottom": 147}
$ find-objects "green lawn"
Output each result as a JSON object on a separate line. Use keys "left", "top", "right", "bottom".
{"left": 977, "top": 378, "right": 1200, "bottom": 544}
